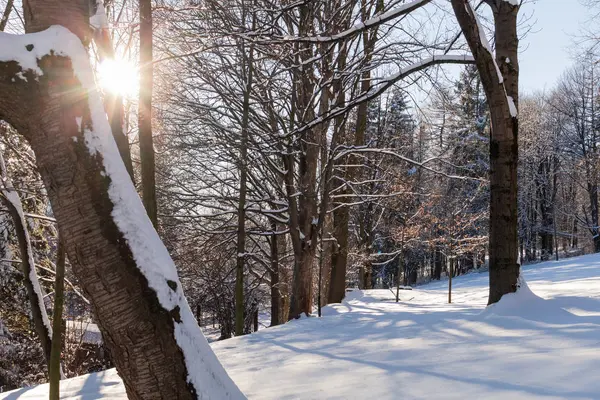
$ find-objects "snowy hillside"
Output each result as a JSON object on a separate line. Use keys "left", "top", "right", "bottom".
{"left": 5, "top": 254, "right": 600, "bottom": 399}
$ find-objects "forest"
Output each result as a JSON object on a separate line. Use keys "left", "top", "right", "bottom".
{"left": 0, "top": 0, "right": 600, "bottom": 399}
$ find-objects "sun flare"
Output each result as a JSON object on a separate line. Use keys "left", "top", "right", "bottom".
{"left": 97, "top": 59, "right": 139, "bottom": 98}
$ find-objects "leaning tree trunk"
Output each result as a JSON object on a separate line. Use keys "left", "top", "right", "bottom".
{"left": 0, "top": 2, "right": 244, "bottom": 399}
{"left": 451, "top": 0, "right": 520, "bottom": 305}
{"left": 91, "top": 0, "right": 134, "bottom": 181}
{"left": 0, "top": 152, "right": 53, "bottom": 367}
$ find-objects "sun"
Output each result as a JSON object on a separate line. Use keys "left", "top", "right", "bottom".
{"left": 97, "top": 58, "right": 139, "bottom": 98}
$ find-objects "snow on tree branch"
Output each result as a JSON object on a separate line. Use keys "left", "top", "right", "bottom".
{"left": 333, "top": 147, "right": 487, "bottom": 182}
{"left": 89, "top": 0, "right": 108, "bottom": 31}
{"left": 278, "top": 0, "right": 433, "bottom": 43}
{"left": 288, "top": 54, "right": 475, "bottom": 137}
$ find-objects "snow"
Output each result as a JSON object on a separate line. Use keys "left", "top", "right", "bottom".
{"left": 65, "top": 321, "right": 102, "bottom": 345}
{"left": 282, "top": 0, "right": 433, "bottom": 43}
{"left": 8, "top": 253, "right": 600, "bottom": 399}
{"left": 507, "top": 95, "right": 518, "bottom": 117}
{"left": 469, "top": 5, "right": 519, "bottom": 118}
{"left": 89, "top": 1, "right": 108, "bottom": 31}
{"left": 472, "top": 6, "right": 504, "bottom": 84}
{"left": 0, "top": 26, "right": 243, "bottom": 398}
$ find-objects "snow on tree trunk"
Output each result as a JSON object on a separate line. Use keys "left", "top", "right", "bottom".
{"left": 0, "top": 24, "right": 244, "bottom": 400}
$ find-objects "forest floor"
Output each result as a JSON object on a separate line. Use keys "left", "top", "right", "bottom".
{"left": 4, "top": 253, "right": 600, "bottom": 399}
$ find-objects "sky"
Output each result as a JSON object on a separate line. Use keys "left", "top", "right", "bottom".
{"left": 519, "top": 0, "right": 590, "bottom": 93}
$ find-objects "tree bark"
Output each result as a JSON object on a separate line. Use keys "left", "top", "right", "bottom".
{"left": 451, "top": 0, "right": 520, "bottom": 305}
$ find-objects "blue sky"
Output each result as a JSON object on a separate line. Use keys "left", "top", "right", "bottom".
{"left": 519, "top": 0, "right": 589, "bottom": 92}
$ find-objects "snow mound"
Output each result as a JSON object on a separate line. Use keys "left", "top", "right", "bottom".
{"left": 481, "top": 275, "right": 576, "bottom": 322}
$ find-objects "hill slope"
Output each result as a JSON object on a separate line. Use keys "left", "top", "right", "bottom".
{"left": 5, "top": 254, "right": 600, "bottom": 399}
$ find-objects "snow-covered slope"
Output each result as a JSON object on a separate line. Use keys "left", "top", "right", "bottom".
{"left": 5, "top": 254, "right": 600, "bottom": 399}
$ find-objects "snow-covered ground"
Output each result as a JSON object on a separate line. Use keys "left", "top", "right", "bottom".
{"left": 5, "top": 253, "right": 600, "bottom": 399}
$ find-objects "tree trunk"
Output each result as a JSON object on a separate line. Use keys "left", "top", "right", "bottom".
{"left": 329, "top": 208, "right": 349, "bottom": 303}
{"left": 448, "top": 256, "right": 453, "bottom": 304}
{"left": 364, "top": 257, "right": 373, "bottom": 289}
{"left": 287, "top": 3, "right": 319, "bottom": 320}
{"left": 252, "top": 301, "right": 259, "bottom": 333}
{"left": 319, "top": 214, "right": 333, "bottom": 308}
{"left": 139, "top": 0, "right": 157, "bottom": 227}
{"left": 451, "top": 0, "right": 520, "bottom": 305}
{"left": 0, "top": 0, "right": 14, "bottom": 32}
{"left": 573, "top": 215, "right": 578, "bottom": 248}
{"left": 49, "top": 239, "right": 66, "bottom": 400}
{"left": 0, "top": 153, "right": 52, "bottom": 368}
{"left": 0, "top": 4, "right": 244, "bottom": 398}
{"left": 289, "top": 248, "right": 316, "bottom": 319}
{"left": 328, "top": 0, "right": 382, "bottom": 304}
{"left": 269, "top": 226, "right": 280, "bottom": 327}
{"left": 589, "top": 183, "right": 600, "bottom": 252}
{"left": 538, "top": 160, "right": 553, "bottom": 260}
{"left": 234, "top": 55, "right": 251, "bottom": 336}
{"left": 433, "top": 247, "right": 442, "bottom": 280}
{"left": 395, "top": 243, "right": 404, "bottom": 303}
